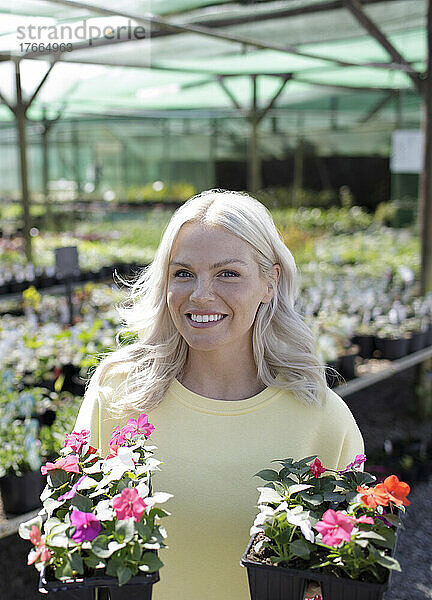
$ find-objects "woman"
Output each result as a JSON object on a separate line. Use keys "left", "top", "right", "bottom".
{"left": 74, "top": 189, "right": 364, "bottom": 600}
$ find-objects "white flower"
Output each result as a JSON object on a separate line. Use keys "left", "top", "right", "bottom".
{"left": 285, "top": 506, "right": 315, "bottom": 543}
{"left": 257, "top": 487, "right": 283, "bottom": 505}
{"left": 250, "top": 506, "right": 275, "bottom": 535}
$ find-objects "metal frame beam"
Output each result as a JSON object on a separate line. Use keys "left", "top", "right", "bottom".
{"left": 24, "top": 0, "right": 422, "bottom": 75}
{"left": 344, "top": 0, "right": 424, "bottom": 92}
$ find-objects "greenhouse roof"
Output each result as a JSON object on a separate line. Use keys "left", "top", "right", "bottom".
{"left": 0, "top": 0, "right": 427, "bottom": 141}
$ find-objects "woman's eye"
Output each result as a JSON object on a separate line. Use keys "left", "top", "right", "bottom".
{"left": 173, "top": 270, "right": 192, "bottom": 278}
{"left": 220, "top": 270, "right": 240, "bottom": 277}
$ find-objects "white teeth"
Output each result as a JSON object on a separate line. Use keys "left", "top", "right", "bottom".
{"left": 189, "top": 313, "right": 224, "bottom": 323}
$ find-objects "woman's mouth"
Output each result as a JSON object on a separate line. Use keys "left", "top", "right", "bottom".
{"left": 186, "top": 313, "right": 227, "bottom": 328}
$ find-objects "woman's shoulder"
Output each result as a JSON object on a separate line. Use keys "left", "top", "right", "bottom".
{"left": 323, "top": 386, "right": 360, "bottom": 429}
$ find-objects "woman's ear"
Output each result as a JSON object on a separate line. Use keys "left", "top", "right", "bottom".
{"left": 262, "top": 264, "right": 281, "bottom": 303}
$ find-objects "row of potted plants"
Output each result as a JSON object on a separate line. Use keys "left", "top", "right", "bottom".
{"left": 0, "top": 368, "right": 83, "bottom": 515}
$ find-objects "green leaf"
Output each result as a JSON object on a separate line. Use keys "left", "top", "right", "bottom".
{"left": 84, "top": 554, "right": 105, "bottom": 569}
{"left": 70, "top": 493, "right": 93, "bottom": 512}
{"left": 69, "top": 553, "right": 84, "bottom": 574}
{"left": 131, "top": 542, "right": 142, "bottom": 561}
{"left": 254, "top": 469, "right": 279, "bottom": 482}
{"left": 115, "top": 518, "right": 135, "bottom": 543}
{"left": 92, "top": 537, "right": 114, "bottom": 559}
{"left": 290, "top": 539, "right": 311, "bottom": 559}
{"left": 371, "top": 548, "right": 401, "bottom": 572}
{"left": 138, "top": 552, "right": 163, "bottom": 573}
{"left": 117, "top": 566, "right": 133, "bottom": 587}
{"left": 48, "top": 470, "right": 69, "bottom": 488}
{"left": 136, "top": 522, "right": 152, "bottom": 540}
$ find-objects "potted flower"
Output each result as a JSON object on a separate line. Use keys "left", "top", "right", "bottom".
{"left": 19, "top": 414, "right": 171, "bottom": 598}
{"left": 241, "top": 455, "right": 409, "bottom": 600}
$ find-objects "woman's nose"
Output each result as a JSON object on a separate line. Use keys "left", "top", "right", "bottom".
{"left": 189, "top": 277, "right": 214, "bottom": 301}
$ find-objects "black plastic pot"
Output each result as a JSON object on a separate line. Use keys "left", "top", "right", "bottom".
{"left": 241, "top": 536, "right": 390, "bottom": 600}
{"left": 338, "top": 350, "right": 358, "bottom": 381}
{"left": 374, "top": 336, "right": 409, "bottom": 360}
{"left": 0, "top": 470, "right": 45, "bottom": 514}
{"left": 352, "top": 334, "right": 375, "bottom": 359}
{"left": 39, "top": 568, "right": 159, "bottom": 600}
{"left": 407, "top": 330, "right": 427, "bottom": 353}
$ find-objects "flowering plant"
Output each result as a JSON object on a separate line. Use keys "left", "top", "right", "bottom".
{"left": 249, "top": 454, "right": 409, "bottom": 584}
{"left": 19, "top": 414, "right": 171, "bottom": 587}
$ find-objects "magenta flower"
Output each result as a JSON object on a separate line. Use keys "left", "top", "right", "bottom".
{"left": 70, "top": 510, "right": 101, "bottom": 543}
{"left": 125, "top": 414, "right": 155, "bottom": 439}
{"left": 64, "top": 430, "right": 90, "bottom": 453}
{"left": 339, "top": 454, "right": 367, "bottom": 474}
{"left": 110, "top": 426, "right": 127, "bottom": 448}
{"left": 354, "top": 515, "right": 374, "bottom": 525}
{"left": 58, "top": 476, "right": 88, "bottom": 501}
{"left": 309, "top": 458, "right": 325, "bottom": 478}
{"left": 109, "top": 414, "right": 155, "bottom": 449}
{"left": 112, "top": 488, "right": 147, "bottom": 522}
{"left": 41, "top": 455, "right": 80, "bottom": 475}
{"left": 315, "top": 509, "right": 353, "bottom": 546}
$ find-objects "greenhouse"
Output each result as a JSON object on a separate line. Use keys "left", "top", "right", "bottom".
{"left": 0, "top": 1, "right": 432, "bottom": 599}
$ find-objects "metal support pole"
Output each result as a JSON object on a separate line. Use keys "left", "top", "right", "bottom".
{"left": 72, "top": 122, "right": 81, "bottom": 199}
{"left": 292, "top": 137, "right": 304, "bottom": 208}
{"left": 15, "top": 61, "right": 32, "bottom": 263}
{"left": 420, "top": 0, "right": 432, "bottom": 295}
{"left": 248, "top": 75, "right": 261, "bottom": 194}
{"left": 41, "top": 107, "right": 54, "bottom": 229}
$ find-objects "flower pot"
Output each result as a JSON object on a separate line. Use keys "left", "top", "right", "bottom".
{"left": 241, "top": 535, "right": 390, "bottom": 600}
{"left": 39, "top": 568, "right": 159, "bottom": 600}
{"left": 374, "top": 336, "right": 409, "bottom": 360}
{"left": 352, "top": 335, "right": 375, "bottom": 359}
{"left": 0, "top": 470, "right": 45, "bottom": 514}
{"left": 407, "top": 330, "right": 427, "bottom": 353}
{"left": 338, "top": 346, "right": 359, "bottom": 381}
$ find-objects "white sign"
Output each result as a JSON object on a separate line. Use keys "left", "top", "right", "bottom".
{"left": 390, "top": 130, "right": 424, "bottom": 173}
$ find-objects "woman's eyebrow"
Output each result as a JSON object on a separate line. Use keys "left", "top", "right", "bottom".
{"left": 169, "top": 259, "right": 248, "bottom": 269}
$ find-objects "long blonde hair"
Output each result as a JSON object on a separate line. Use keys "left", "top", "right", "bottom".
{"left": 89, "top": 189, "right": 327, "bottom": 415}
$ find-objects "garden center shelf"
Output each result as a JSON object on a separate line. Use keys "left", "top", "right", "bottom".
{"left": 334, "top": 345, "right": 432, "bottom": 398}
{"left": 0, "top": 507, "right": 41, "bottom": 540}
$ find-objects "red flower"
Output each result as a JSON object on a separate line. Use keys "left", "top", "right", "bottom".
{"left": 310, "top": 458, "right": 325, "bottom": 478}
{"left": 357, "top": 483, "right": 390, "bottom": 508}
{"left": 383, "top": 475, "right": 411, "bottom": 507}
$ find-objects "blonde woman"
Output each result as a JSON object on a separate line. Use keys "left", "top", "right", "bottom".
{"left": 74, "top": 189, "right": 364, "bottom": 600}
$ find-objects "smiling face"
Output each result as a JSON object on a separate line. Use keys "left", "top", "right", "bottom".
{"left": 166, "top": 222, "right": 277, "bottom": 355}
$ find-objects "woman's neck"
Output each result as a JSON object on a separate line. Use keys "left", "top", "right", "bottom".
{"left": 178, "top": 350, "right": 266, "bottom": 400}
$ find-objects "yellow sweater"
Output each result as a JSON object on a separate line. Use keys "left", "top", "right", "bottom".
{"left": 74, "top": 363, "right": 364, "bottom": 600}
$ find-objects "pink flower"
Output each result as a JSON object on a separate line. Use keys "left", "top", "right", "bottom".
{"left": 109, "top": 414, "right": 155, "bottom": 449}
{"left": 41, "top": 455, "right": 80, "bottom": 475}
{"left": 339, "top": 454, "right": 367, "bottom": 474}
{"left": 64, "top": 430, "right": 90, "bottom": 453}
{"left": 315, "top": 509, "right": 354, "bottom": 546}
{"left": 354, "top": 515, "right": 374, "bottom": 525}
{"left": 110, "top": 426, "right": 127, "bottom": 448}
{"left": 70, "top": 510, "right": 101, "bottom": 543}
{"left": 28, "top": 526, "right": 52, "bottom": 565}
{"left": 124, "top": 414, "right": 155, "bottom": 439}
{"left": 58, "top": 476, "right": 88, "bottom": 501}
{"left": 112, "top": 488, "right": 147, "bottom": 522}
{"left": 309, "top": 458, "right": 325, "bottom": 478}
